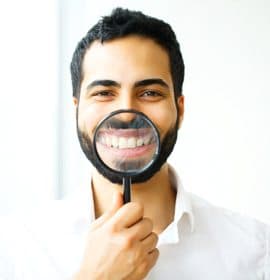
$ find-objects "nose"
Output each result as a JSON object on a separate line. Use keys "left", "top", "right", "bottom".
{"left": 117, "top": 111, "right": 137, "bottom": 123}
{"left": 112, "top": 92, "right": 139, "bottom": 123}
{"left": 119, "top": 92, "right": 136, "bottom": 111}
{"left": 116, "top": 91, "right": 139, "bottom": 121}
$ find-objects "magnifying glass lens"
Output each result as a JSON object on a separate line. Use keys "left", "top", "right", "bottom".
{"left": 95, "top": 111, "right": 159, "bottom": 174}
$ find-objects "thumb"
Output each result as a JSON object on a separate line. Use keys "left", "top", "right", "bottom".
{"left": 90, "top": 191, "right": 123, "bottom": 229}
{"left": 109, "top": 191, "right": 124, "bottom": 213}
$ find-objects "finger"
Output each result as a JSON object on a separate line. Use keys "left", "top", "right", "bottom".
{"left": 109, "top": 190, "right": 124, "bottom": 213}
{"left": 108, "top": 202, "right": 144, "bottom": 229}
{"left": 125, "top": 217, "right": 153, "bottom": 241}
{"left": 147, "top": 248, "right": 159, "bottom": 267}
{"left": 126, "top": 248, "right": 159, "bottom": 280}
{"left": 141, "top": 232, "right": 158, "bottom": 253}
{"left": 90, "top": 191, "right": 123, "bottom": 230}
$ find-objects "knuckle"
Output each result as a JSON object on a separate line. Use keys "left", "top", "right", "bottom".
{"left": 137, "top": 260, "right": 149, "bottom": 276}
{"left": 152, "top": 232, "right": 159, "bottom": 244}
{"left": 135, "top": 244, "right": 144, "bottom": 258}
{"left": 132, "top": 246, "right": 144, "bottom": 267}
{"left": 106, "top": 222, "right": 118, "bottom": 234}
{"left": 122, "top": 235, "right": 134, "bottom": 249}
{"left": 151, "top": 248, "right": 160, "bottom": 262}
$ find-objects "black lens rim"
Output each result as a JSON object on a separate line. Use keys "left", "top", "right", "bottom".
{"left": 93, "top": 109, "right": 161, "bottom": 177}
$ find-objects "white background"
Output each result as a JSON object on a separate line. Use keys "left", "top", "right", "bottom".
{"left": 0, "top": 0, "right": 269, "bottom": 224}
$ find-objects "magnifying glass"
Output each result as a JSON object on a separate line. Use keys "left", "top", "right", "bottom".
{"left": 93, "top": 109, "right": 160, "bottom": 203}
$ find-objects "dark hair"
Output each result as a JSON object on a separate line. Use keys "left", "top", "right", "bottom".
{"left": 70, "top": 8, "right": 185, "bottom": 100}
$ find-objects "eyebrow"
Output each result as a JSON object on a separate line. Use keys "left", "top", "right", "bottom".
{"left": 134, "top": 78, "right": 169, "bottom": 89}
{"left": 86, "top": 80, "right": 121, "bottom": 90}
{"left": 86, "top": 78, "right": 169, "bottom": 91}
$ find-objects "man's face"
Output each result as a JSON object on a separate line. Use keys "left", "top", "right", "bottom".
{"left": 75, "top": 35, "right": 184, "bottom": 184}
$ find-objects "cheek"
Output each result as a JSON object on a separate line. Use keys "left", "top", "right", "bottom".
{"left": 78, "top": 104, "right": 105, "bottom": 137}
{"left": 148, "top": 106, "right": 177, "bottom": 137}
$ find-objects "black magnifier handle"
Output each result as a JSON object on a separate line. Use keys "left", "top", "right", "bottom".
{"left": 123, "top": 177, "right": 131, "bottom": 204}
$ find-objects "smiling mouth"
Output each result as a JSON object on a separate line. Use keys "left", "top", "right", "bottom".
{"left": 96, "top": 129, "right": 155, "bottom": 149}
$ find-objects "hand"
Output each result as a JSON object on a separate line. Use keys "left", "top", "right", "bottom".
{"left": 73, "top": 191, "right": 159, "bottom": 280}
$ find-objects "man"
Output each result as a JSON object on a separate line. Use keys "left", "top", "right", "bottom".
{"left": 0, "top": 7, "right": 269, "bottom": 280}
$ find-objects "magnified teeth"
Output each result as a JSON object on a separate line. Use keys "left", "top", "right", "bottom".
{"left": 100, "top": 137, "right": 106, "bottom": 145}
{"left": 136, "top": 138, "right": 144, "bottom": 147}
{"left": 106, "top": 137, "right": 112, "bottom": 147}
{"left": 100, "top": 134, "right": 153, "bottom": 149}
{"left": 143, "top": 135, "right": 151, "bottom": 145}
{"left": 127, "top": 137, "right": 136, "bottom": 148}
{"left": 112, "top": 136, "right": 118, "bottom": 148}
{"left": 119, "top": 137, "right": 128, "bottom": 149}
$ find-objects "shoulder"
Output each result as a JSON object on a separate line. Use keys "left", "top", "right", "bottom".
{"left": 188, "top": 192, "right": 270, "bottom": 248}
{"left": 186, "top": 193, "right": 270, "bottom": 276}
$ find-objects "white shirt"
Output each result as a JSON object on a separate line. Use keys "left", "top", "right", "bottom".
{"left": 0, "top": 166, "right": 269, "bottom": 279}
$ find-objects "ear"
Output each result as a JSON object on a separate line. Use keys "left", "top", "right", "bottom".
{"left": 73, "top": 97, "right": 79, "bottom": 117}
{"left": 176, "top": 95, "right": 185, "bottom": 129}
{"left": 73, "top": 97, "right": 78, "bottom": 107}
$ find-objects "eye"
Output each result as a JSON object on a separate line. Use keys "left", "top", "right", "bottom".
{"left": 91, "top": 90, "right": 115, "bottom": 101}
{"left": 139, "top": 90, "right": 164, "bottom": 101}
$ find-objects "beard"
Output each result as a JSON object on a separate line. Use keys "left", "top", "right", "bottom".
{"left": 76, "top": 113, "right": 179, "bottom": 185}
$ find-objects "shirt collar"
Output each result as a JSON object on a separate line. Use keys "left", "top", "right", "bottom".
{"left": 69, "top": 165, "right": 195, "bottom": 241}
{"left": 169, "top": 165, "right": 194, "bottom": 233}
{"left": 157, "top": 165, "right": 194, "bottom": 245}
{"left": 64, "top": 182, "right": 95, "bottom": 233}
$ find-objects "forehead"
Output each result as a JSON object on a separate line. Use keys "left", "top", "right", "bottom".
{"left": 81, "top": 35, "right": 172, "bottom": 84}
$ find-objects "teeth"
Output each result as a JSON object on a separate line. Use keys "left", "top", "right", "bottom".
{"left": 101, "top": 135, "right": 152, "bottom": 149}
{"left": 106, "top": 137, "right": 112, "bottom": 147}
{"left": 127, "top": 137, "right": 136, "bottom": 148}
{"left": 101, "top": 136, "right": 106, "bottom": 145}
{"left": 112, "top": 136, "right": 118, "bottom": 148}
{"left": 136, "top": 138, "right": 144, "bottom": 147}
{"left": 143, "top": 135, "right": 151, "bottom": 145}
{"left": 119, "top": 137, "right": 128, "bottom": 149}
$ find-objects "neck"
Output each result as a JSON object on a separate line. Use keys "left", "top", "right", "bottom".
{"left": 91, "top": 164, "right": 176, "bottom": 234}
